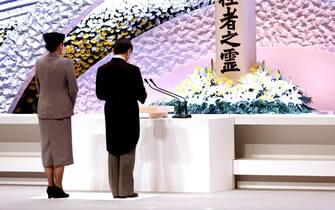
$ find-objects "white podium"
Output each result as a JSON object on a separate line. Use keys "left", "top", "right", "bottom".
{"left": 63, "top": 114, "right": 235, "bottom": 192}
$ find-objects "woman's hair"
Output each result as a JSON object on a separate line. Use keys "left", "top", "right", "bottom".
{"left": 113, "top": 38, "right": 133, "bottom": 54}
{"left": 43, "top": 32, "right": 65, "bottom": 52}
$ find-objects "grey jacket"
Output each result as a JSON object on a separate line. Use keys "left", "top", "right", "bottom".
{"left": 35, "top": 53, "right": 78, "bottom": 119}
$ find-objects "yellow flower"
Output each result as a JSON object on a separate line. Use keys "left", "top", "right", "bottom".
{"left": 122, "top": 31, "right": 129, "bottom": 36}
{"left": 65, "top": 47, "right": 74, "bottom": 54}
{"left": 134, "top": 31, "right": 140, "bottom": 36}
{"left": 101, "top": 31, "right": 107, "bottom": 36}
{"left": 194, "top": 66, "right": 202, "bottom": 75}
{"left": 70, "top": 35, "right": 76, "bottom": 40}
{"left": 213, "top": 77, "right": 220, "bottom": 85}
{"left": 83, "top": 63, "right": 90, "bottom": 68}
{"left": 146, "top": 24, "right": 154, "bottom": 30}
{"left": 275, "top": 71, "right": 281, "bottom": 80}
{"left": 265, "top": 67, "right": 272, "bottom": 75}
{"left": 216, "top": 76, "right": 233, "bottom": 85}
{"left": 99, "top": 50, "right": 105, "bottom": 56}
{"left": 217, "top": 89, "right": 224, "bottom": 96}
{"left": 88, "top": 58, "right": 94, "bottom": 63}
{"left": 207, "top": 70, "right": 213, "bottom": 77}
{"left": 83, "top": 34, "right": 89, "bottom": 39}
{"left": 104, "top": 40, "right": 112, "bottom": 45}
{"left": 81, "top": 54, "right": 88, "bottom": 60}
{"left": 91, "top": 39, "right": 97, "bottom": 44}
{"left": 250, "top": 66, "right": 258, "bottom": 73}
{"left": 71, "top": 40, "right": 77, "bottom": 45}
{"left": 225, "top": 80, "right": 234, "bottom": 88}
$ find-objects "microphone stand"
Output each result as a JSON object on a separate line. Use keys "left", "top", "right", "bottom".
{"left": 149, "top": 79, "right": 192, "bottom": 118}
{"left": 144, "top": 79, "right": 184, "bottom": 118}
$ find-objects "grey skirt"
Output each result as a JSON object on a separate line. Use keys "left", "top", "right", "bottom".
{"left": 38, "top": 117, "right": 74, "bottom": 167}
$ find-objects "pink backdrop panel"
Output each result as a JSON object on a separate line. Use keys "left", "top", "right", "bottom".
{"left": 257, "top": 47, "right": 335, "bottom": 112}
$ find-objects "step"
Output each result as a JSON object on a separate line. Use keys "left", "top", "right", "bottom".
{"left": 234, "top": 159, "right": 335, "bottom": 177}
{"left": 0, "top": 114, "right": 38, "bottom": 124}
{"left": 0, "top": 177, "right": 46, "bottom": 185}
{"left": 234, "top": 114, "right": 335, "bottom": 125}
{"left": 0, "top": 156, "right": 43, "bottom": 172}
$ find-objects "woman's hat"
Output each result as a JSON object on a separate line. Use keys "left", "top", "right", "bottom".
{"left": 43, "top": 32, "right": 65, "bottom": 52}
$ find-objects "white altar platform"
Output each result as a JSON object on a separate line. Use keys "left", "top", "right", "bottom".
{"left": 1, "top": 113, "right": 335, "bottom": 191}
{"left": 65, "top": 114, "right": 235, "bottom": 192}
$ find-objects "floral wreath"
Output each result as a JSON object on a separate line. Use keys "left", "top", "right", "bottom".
{"left": 157, "top": 61, "right": 313, "bottom": 114}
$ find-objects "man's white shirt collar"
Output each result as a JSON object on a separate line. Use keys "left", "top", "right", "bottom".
{"left": 113, "top": 55, "right": 126, "bottom": 60}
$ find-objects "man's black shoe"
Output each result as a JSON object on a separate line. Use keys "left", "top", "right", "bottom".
{"left": 119, "top": 193, "right": 138, "bottom": 198}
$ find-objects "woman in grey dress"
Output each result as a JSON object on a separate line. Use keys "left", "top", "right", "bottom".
{"left": 35, "top": 32, "right": 78, "bottom": 199}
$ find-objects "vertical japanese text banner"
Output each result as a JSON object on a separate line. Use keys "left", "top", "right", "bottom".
{"left": 215, "top": 0, "right": 256, "bottom": 81}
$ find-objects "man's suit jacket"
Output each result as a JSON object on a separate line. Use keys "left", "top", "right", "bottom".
{"left": 96, "top": 57, "right": 147, "bottom": 156}
{"left": 35, "top": 53, "right": 78, "bottom": 119}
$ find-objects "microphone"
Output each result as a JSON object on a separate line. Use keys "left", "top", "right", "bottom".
{"left": 144, "top": 79, "right": 183, "bottom": 118}
{"left": 148, "top": 79, "right": 191, "bottom": 118}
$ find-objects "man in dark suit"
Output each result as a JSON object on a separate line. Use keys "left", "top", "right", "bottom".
{"left": 96, "top": 38, "right": 147, "bottom": 199}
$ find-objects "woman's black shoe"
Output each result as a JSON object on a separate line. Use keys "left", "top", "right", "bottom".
{"left": 46, "top": 186, "right": 54, "bottom": 199}
{"left": 53, "top": 186, "right": 69, "bottom": 198}
{"left": 46, "top": 186, "right": 69, "bottom": 199}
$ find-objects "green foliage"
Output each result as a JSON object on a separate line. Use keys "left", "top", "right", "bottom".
{"left": 157, "top": 99, "right": 313, "bottom": 114}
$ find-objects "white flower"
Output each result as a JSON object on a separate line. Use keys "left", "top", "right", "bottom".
{"left": 188, "top": 97, "right": 204, "bottom": 105}
{"left": 206, "top": 97, "right": 218, "bottom": 106}
{"left": 172, "top": 61, "right": 309, "bottom": 112}
{"left": 267, "top": 80, "right": 288, "bottom": 97}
